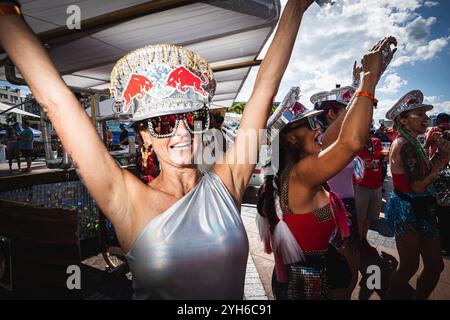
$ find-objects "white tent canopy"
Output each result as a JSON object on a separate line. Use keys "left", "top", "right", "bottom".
{"left": 0, "top": 102, "right": 40, "bottom": 118}
{"left": 0, "top": 0, "right": 281, "bottom": 110}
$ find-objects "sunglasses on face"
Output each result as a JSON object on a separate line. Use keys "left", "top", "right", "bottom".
{"left": 148, "top": 107, "right": 210, "bottom": 138}
{"left": 285, "top": 116, "right": 321, "bottom": 133}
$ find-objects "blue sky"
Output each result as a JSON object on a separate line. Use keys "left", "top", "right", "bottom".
{"left": 236, "top": 0, "right": 450, "bottom": 123}
{"left": 400, "top": 1, "right": 450, "bottom": 103}
{"left": 0, "top": 81, "right": 30, "bottom": 97}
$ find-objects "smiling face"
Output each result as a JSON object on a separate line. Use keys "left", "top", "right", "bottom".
{"left": 140, "top": 120, "right": 198, "bottom": 168}
{"left": 398, "top": 107, "right": 430, "bottom": 136}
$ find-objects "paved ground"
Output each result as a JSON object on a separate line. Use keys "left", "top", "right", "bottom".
{"left": 0, "top": 158, "right": 51, "bottom": 178}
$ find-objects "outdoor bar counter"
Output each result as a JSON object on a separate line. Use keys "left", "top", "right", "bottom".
{"left": 0, "top": 167, "right": 137, "bottom": 298}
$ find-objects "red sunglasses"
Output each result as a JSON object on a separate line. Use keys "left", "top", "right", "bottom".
{"left": 147, "top": 107, "right": 210, "bottom": 138}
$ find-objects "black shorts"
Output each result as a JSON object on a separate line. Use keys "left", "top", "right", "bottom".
{"left": 20, "top": 149, "right": 33, "bottom": 157}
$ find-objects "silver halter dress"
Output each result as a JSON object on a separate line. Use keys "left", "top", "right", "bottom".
{"left": 125, "top": 171, "right": 249, "bottom": 299}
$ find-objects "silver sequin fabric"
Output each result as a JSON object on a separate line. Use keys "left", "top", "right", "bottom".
{"left": 125, "top": 171, "right": 249, "bottom": 299}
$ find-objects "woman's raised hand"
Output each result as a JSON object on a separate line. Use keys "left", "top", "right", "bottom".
{"left": 361, "top": 36, "right": 397, "bottom": 84}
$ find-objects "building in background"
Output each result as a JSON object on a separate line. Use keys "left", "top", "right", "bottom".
{"left": 22, "top": 94, "right": 39, "bottom": 115}
{"left": 0, "top": 86, "right": 22, "bottom": 106}
{"left": 1, "top": 86, "right": 22, "bottom": 124}
{"left": 0, "top": 86, "right": 41, "bottom": 128}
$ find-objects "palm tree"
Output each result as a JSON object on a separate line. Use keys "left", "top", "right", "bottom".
{"left": 227, "top": 103, "right": 278, "bottom": 115}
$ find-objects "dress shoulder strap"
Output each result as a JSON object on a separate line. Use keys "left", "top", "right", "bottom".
{"left": 280, "top": 163, "right": 294, "bottom": 214}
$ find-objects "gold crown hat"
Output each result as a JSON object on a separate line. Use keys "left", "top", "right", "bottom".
{"left": 385, "top": 90, "right": 433, "bottom": 120}
{"left": 110, "top": 44, "right": 216, "bottom": 121}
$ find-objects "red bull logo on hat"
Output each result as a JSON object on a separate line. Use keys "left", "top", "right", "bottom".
{"left": 406, "top": 98, "right": 418, "bottom": 105}
{"left": 342, "top": 89, "right": 351, "bottom": 102}
{"left": 110, "top": 74, "right": 154, "bottom": 113}
{"left": 164, "top": 66, "right": 209, "bottom": 98}
{"left": 291, "top": 101, "right": 306, "bottom": 115}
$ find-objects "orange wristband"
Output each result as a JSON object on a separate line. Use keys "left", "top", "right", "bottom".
{"left": 356, "top": 91, "right": 378, "bottom": 108}
{"left": 0, "top": 4, "right": 21, "bottom": 16}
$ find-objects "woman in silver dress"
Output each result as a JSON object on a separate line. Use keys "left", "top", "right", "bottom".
{"left": 0, "top": 0, "right": 315, "bottom": 299}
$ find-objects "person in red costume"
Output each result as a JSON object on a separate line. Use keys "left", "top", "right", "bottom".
{"left": 424, "top": 113, "right": 450, "bottom": 158}
{"left": 354, "top": 137, "right": 384, "bottom": 256}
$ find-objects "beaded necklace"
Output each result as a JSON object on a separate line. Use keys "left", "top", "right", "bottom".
{"left": 397, "top": 126, "right": 431, "bottom": 176}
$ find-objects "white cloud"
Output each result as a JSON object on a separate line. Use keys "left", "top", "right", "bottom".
{"left": 424, "top": 1, "right": 439, "bottom": 7}
{"left": 392, "top": 36, "right": 450, "bottom": 66}
{"left": 378, "top": 73, "right": 408, "bottom": 94}
{"left": 373, "top": 98, "right": 398, "bottom": 121}
{"left": 383, "top": 0, "right": 423, "bottom": 11}
{"left": 427, "top": 99, "right": 450, "bottom": 115}
{"left": 235, "top": 0, "right": 449, "bottom": 122}
{"left": 423, "top": 95, "right": 450, "bottom": 114}
{"left": 424, "top": 95, "right": 439, "bottom": 103}
{"left": 405, "top": 16, "right": 436, "bottom": 42}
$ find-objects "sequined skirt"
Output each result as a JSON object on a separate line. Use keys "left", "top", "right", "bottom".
{"left": 385, "top": 191, "right": 439, "bottom": 238}
{"left": 272, "top": 254, "right": 331, "bottom": 300}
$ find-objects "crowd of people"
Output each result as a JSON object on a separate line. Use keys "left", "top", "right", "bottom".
{"left": 0, "top": 0, "right": 449, "bottom": 300}
{"left": 257, "top": 83, "right": 449, "bottom": 300}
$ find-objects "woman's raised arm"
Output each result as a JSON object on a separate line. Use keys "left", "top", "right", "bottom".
{"left": 214, "top": 0, "right": 314, "bottom": 202}
{"left": 0, "top": 10, "right": 140, "bottom": 229}
{"left": 320, "top": 61, "right": 363, "bottom": 149}
{"left": 295, "top": 36, "right": 397, "bottom": 187}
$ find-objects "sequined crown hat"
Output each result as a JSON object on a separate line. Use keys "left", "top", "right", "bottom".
{"left": 110, "top": 44, "right": 216, "bottom": 121}
{"left": 310, "top": 85, "right": 356, "bottom": 109}
{"left": 267, "top": 86, "right": 322, "bottom": 135}
{"left": 385, "top": 90, "right": 433, "bottom": 120}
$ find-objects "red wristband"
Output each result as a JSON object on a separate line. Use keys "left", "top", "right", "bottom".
{"left": 356, "top": 91, "right": 378, "bottom": 108}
